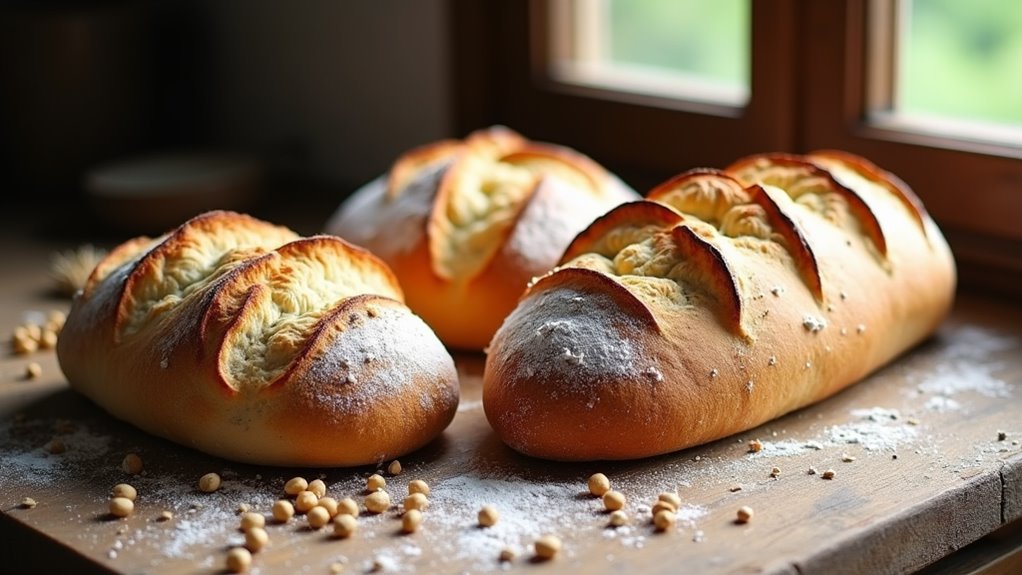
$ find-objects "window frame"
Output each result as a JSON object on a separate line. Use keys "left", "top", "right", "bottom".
{"left": 451, "top": 0, "right": 1022, "bottom": 298}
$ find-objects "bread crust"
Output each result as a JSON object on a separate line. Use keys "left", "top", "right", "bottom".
{"left": 483, "top": 152, "right": 956, "bottom": 461}
{"left": 57, "top": 211, "right": 459, "bottom": 466}
{"left": 324, "top": 126, "right": 639, "bottom": 350}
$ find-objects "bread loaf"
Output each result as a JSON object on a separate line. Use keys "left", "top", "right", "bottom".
{"left": 483, "top": 151, "right": 956, "bottom": 461}
{"left": 323, "top": 126, "right": 639, "bottom": 350}
{"left": 56, "top": 211, "right": 459, "bottom": 467}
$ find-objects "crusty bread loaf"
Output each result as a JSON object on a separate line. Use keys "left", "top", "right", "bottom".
{"left": 323, "top": 126, "right": 639, "bottom": 350}
{"left": 56, "top": 211, "right": 459, "bottom": 467}
{"left": 483, "top": 151, "right": 956, "bottom": 461}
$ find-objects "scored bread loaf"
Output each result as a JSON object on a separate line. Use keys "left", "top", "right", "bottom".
{"left": 483, "top": 151, "right": 956, "bottom": 461}
{"left": 323, "top": 126, "right": 639, "bottom": 350}
{"left": 56, "top": 211, "right": 459, "bottom": 467}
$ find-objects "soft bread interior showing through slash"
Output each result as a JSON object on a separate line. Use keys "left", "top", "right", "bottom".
{"left": 383, "top": 127, "right": 610, "bottom": 283}
{"left": 218, "top": 237, "right": 403, "bottom": 391}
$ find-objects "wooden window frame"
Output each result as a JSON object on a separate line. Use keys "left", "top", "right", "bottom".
{"left": 451, "top": 0, "right": 1022, "bottom": 298}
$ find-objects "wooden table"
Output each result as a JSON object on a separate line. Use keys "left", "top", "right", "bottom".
{"left": 2, "top": 228, "right": 1021, "bottom": 575}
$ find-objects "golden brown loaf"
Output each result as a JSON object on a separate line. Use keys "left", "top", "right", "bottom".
{"left": 483, "top": 151, "right": 956, "bottom": 461}
{"left": 56, "top": 211, "right": 459, "bottom": 467}
{"left": 323, "top": 126, "right": 639, "bottom": 350}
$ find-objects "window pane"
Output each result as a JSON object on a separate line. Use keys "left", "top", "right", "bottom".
{"left": 898, "top": 0, "right": 1022, "bottom": 132}
{"left": 549, "top": 0, "right": 750, "bottom": 107}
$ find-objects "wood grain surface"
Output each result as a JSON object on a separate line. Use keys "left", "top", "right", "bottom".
{"left": 1, "top": 236, "right": 1021, "bottom": 575}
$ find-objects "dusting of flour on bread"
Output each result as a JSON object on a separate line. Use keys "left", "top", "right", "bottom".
{"left": 493, "top": 286, "right": 649, "bottom": 387}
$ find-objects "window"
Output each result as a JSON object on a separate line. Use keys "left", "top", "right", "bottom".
{"left": 452, "top": 0, "right": 1022, "bottom": 297}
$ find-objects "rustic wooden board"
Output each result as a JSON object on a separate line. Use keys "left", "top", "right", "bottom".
{"left": 1, "top": 240, "right": 1021, "bottom": 575}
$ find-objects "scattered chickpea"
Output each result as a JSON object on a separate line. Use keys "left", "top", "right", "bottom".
{"left": 121, "top": 453, "right": 143, "bottom": 475}
{"left": 307, "top": 478, "right": 327, "bottom": 498}
{"left": 225, "top": 547, "right": 252, "bottom": 573}
{"left": 112, "top": 484, "right": 137, "bottom": 501}
{"left": 333, "top": 514, "right": 358, "bottom": 538}
{"left": 748, "top": 439, "right": 763, "bottom": 453}
{"left": 658, "top": 492, "right": 681, "bottom": 509}
{"left": 653, "top": 509, "right": 676, "bottom": 531}
{"left": 587, "top": 473, "right": 610, "bottom": 497}
{"left": 272, "top": 499, "right": 295, "bottom": 523}
{"left": 736, "top": 506, "right": 754, "bottom": 524}
{"left": 24, "top": 324, "right": 41, "bottom": 342}
{"left": 20, "top": 497, "right": 37, "bottom": 509}
{"left": 651, "top": 500, "right": 676, "bottom": 516}
{"left": 477, "top": 505, "right": 499, "bottom": 527}
{"left": 239, "top": 512, "right": 265, "bottom": 531}
{"left": 236, "top": 503, "right": 250, "bottom": 514}
{"left": 329, "top": 562, "right": 346, "bottom": 574}
{"left": 608, "top": 510, "right": 629, "bottom": 527}
{"left": 110, "top": 497, "right": 134, "bottom": 518}
{"left": 318, "top": 497, "right": 340, "bottom": 517}
{"left": 822, "top": 469, "right": 836, "bottom": 480}
{"left": 337, "top": 497, "right": 359, "bottom": 517}
{"left": 45, "top": 438, "right": 65, "bottom": 454}
{"left": 39, "top": 330, "right": 58, "bottom": 350}
{"left": 295, "top": 490, "right": 319, "bottom": 513}
{"left": 534, "top": 535, "right": 562, "bottom": 560}
{"left": 602, "top": 490, "right": 626, "bottom": 512}
{"left": 26, "top": 362, "right": 42, "bottom": 380}
{"left": 366, "top": 473, "right": 386, "bottom": 492}
{"left": 364, "top": 491, "right": 391, "bottom": 514}
{"left": 158, "top": 510, "right": 173, "bottom": 522}
{"left": 401, "top": 509, "right": 423, "bottom": 533}
{"left": 284, "top": 477, "right": 308, "bottom": 496}
{"left": 307, "top": 506, "right": 331, "bottom": 529}
{"left": 198, "top": 473, "right": 222, "bottom": 493}
{"left": 498, "top": 548, "right": 516, "bottom": 562}
{"left": 13, "top": 334, "right": 38, "bottom": 355}
{"left": 244, "top": 527, "right": 269, "bottom": 553}
{"left": 407, "top": 479, "right": 430, "bottom": 497}
{"left": 404, "top": 493, "right": 429, "bottom": 512}
{"left": 770, "top": 467, "right": 781, "bottom": 478}
{"left": 387, "top": 460, "right": 403, "bottom": 476}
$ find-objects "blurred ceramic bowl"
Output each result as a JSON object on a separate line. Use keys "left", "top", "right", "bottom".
{"left": 86, "top": 153, "right": 261, "bottom": 234}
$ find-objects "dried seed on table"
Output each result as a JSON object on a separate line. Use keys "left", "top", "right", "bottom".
{"left": 608, "top": 509, "right": 629, "bottom": 527}
{"left": 244, "top": 527, "right": 269, "bottom": 553}
{"left": 603, "top": 490, "right": 626, "bottom": 511}
{"left": 111, "top": 484, "right": 137, "bottom": 501}
{"left": 198, "top": 473, "right": 221, "bottom": 493}
{"left": 272, "top": 499, "right": 295, "bottom": 523}
{"left": 587, "top": 473, "right": 610, "bottom": 497}
{"left": 736, "top": 506, "right": 754, "bottom": 524}
{"left": 337, "top": 497, "right": 359, "bottom": 517}
{"left": 401, "top": 508, "right": 423, "bottom": 533}
{"left": 225, "top": 547, "right": 252, "bottom": 573}
{"left": 407, "top": 479, "right": 430, "bottom": 496}
{"left": 404, "top": 493, "right": 429, "bottom": 512}
{"left": 239, "top": 511, "right": 265, "bottom": 531}
{"left": 121, "top": 453, "right": 143, "bottom": 475}
{"left": 110, "top": 497, "right": 134, "bottom": 518}
{"left": 366, "top": 473, "right": 386, "bottom": 492}
{"left": 158, "top": 510, "right": 173, "bottom": 521}
{"left": 841, "top": 454, "right": 856, "bottom": 463}
{"left": 653, "top": 509, "right": 676, "bottom": 531}
{"left": 822, "top": 469, "right": 836, "bottom": 480}
{"left": 295, "top": 490, "right": 319, "bottom": 513}
{"left": 387, "top": 460, "right": 402, "bottom": 475}
{"left": 364, "top": 490, "right": 391, "bottom": 514}
{"left": 307, "top": 478, "right": 327, "bottom": 498}
{"left": 770, "top": 467, "right": 781, "bottom": 478}
{"left": 26, "top": 362, "right": 42, "bottom": 380}
{"left": 20, "top": 497, "right": 37, "bottom": 509}
{"left": 748, "top": 439, "right": 763, "bottom": 453}
{"left": 651, "top": 500, "right": 676, "bottom": 516}
{"left": 284, "top": 476, "right": 308, "bottom": 496}
{"left": 477, "top": 505, "right": 499, "bottom": 527}
{"left": 534, "top": 535, "right": 562, "bottom": 560}
{"left": 499, "top": 548, "right": 516, "bottom": 562}
{"left": 307, "top": 506, "right": 331, "bottom": 529}
{"left": 658, "top": 492, "right": 681, "bottom": 509}
{"left": 318, "top": 497, "right": 340, "bottom": 517}
{"left": 333, "top": 514, "right": 358, "bottom": 538}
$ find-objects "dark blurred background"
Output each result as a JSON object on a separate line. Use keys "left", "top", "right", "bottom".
{"left": 1, "top": 0, "right": 452, "bottom": 238}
